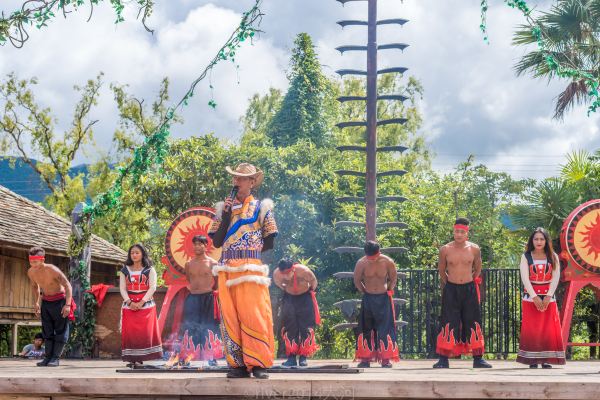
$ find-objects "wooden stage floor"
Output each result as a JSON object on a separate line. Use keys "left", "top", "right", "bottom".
{"left": 1, "top": 359, "right": 600, "bottom": 399}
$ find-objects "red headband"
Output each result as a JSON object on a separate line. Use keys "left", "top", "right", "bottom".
{"left": 29, "top": 255, "right": 45, "bottom": 261}
{"left": 454, "top": 224, "right": 469, "bottom": 232}
{"left": 280, "top": 263, "right": 298, "bottom": 274}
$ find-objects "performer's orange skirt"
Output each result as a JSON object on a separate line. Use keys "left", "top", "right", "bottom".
{"left": 215, "top": 261, "right": 274, "bottom": 370}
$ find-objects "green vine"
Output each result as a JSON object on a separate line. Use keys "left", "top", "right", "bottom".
{"left": 479, "top": 0, "right": 600, "bottom": 115}
{"left": 64, "top": 260, "right": 96, "bottom": 357}
{"left": 0, "top": 0, "right": 154, "bottom": 48}
{"left": 81, "top": 1, "right": 263, "bottom": 222}
{"left": 62, "top": 0, "right": 263, "bottom": 356}
{"left": 479, "top": 0, "right": 489, "bottom": 43}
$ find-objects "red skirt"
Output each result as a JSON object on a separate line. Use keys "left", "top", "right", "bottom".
{"left": 517, "top": 300, "right": 565, "bottom": 365}
{"left": 122, "top": 304, "right": 163, "bottom": 362}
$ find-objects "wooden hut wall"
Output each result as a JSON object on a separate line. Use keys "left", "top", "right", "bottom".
{"left": 0, "top": 245, "right": 119, "bottom": 321}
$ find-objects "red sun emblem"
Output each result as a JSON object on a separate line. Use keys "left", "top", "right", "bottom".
{"left": 164, "top": 207, "right": 221, "bottom": 275}
{"left": 580, "top": 213, "right": 600, "bottom": 262}
{"left": 173, "top": 219, "right": 213, "bottom": 261}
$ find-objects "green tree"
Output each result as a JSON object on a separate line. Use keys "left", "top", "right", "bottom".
{"left": 510, "top": 149, "right": 599, "bottom": 239}
{"left": 240, "top": 88, "right": 282, "bottom": 147}
{"left": 266, "top": 33, "right": 338, "bottom": 148}
{"left": 87, "top": 77, "right": 181, "bottom": 253}
{"left": 513, "top": 0, "right": 600, "bottom": 119}
{"left": 0, "top": 73, "right": 103, "bottom": 216}
{"left": 0, "top": 72, "right": 178, "bottom": 253}
{"left": 560, "top": 149, "right": 600, "bottom": 201}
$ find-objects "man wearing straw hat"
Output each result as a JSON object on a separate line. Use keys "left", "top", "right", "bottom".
{"left": 209, "top": 163, "right": 278, "bottom": 379}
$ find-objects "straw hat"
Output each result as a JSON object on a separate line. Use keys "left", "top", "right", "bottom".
{"left": 225, "top": 163, "right": 264, "bottom": 187}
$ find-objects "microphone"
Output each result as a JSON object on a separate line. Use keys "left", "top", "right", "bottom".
{"left": 229, "top": 186, "right": 239, "bottom": 200}
{"left": 226, "top": 186, "right": 239, "bottom": 211}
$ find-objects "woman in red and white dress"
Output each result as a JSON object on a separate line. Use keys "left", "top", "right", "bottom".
{"left": 120, "top": 243, "right": 163, "bottom": 364}
{"left": 517, "top": 228, "right": 565, "bottom": 368}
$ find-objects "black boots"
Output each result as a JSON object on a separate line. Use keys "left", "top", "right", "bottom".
{"left": 37, "top": 340, "right": 53, "bottom": 367}
{"left": 357, "top": 361, "right": 370, "bottom": 368}
{"left": 225, "top": 366, "right": 269, "bottom": 379}
{"left": 433, "top": 356, "right": 449, "bottom": 368}
{"left": 473, "top": 356, "right": 492, "bottom": 368}
{"left": 252, "top": 367, "right": 269, "bottom": 379}
{"left": 36, "top": 358, "right": 50, "bottom": 367}
{"left": 46, "top": 341, "right": 65, "bottom": 367}
{"left": 530, "top": 363, "right": 552, "bottom": 369}
{"left": 432, "top": 356, "right": 492, "bottom": 369}
{"left": 226, "top": 367, "right": 250, "bottom": 378}
{"left": 282, "top": 355, "right": 297, "bottom": 367}
{"left": 282, "top": 355, "right": 308, "bottom": 367}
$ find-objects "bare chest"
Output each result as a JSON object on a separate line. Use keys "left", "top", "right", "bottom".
{"left": 187, "top": 262, "right": 213, "bottom": 278}
{"left": 445, "top": 248, "right": 475, "bottom": 267}
{"left": 363, "top": 263, "right": 388, "bottom": 278}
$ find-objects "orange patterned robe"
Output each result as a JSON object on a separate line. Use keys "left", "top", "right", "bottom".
{"left": 209, "top": 196, "right": 278, "bottom": 370}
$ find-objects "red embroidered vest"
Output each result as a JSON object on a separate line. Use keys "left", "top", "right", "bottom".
{"left": 524, "top": 252, "right": 553, "bottom": 295}
{"left": 525, "top": 252, "right": 553, "bottom": 283}
{"left": 121, "top": 266, "right": 150, "bottom": 292}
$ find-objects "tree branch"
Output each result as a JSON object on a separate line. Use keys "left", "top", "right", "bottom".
{"left": 0, "top": 0, "right": 154, "bottom": 48}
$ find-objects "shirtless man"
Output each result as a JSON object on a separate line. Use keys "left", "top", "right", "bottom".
{"left": 180, "top": 235, "right": 223, "bottom": 366}
{"left": 26, "top": 247, "right": 74, "bottom": 367}
{"left": 273, "top": 259, "right": 320, "bottom": 367}
{"left": 353, "top": 241, "right": 399, "bottom": 368}
{"left": 433, "top": 217, "right": 491, "bottom": 369}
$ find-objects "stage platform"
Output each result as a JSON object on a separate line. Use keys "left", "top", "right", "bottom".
{"left": 1, "top": 359, "right": 600, "bottom": 399}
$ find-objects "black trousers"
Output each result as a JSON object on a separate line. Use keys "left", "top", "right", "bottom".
{"left": 281, "top": 292, "right": 318, "bottom": 357}
{"left": 41, "top": 298, "right": 69, "bottom": 359}
{"left": 180, "top": 293, "right": 220, "bottom": 348}
{"left": 436, "top": 281, "right": 485, "bottom": 357}
{"left": 355, "top": 292, "right": 399, "bottom": 362}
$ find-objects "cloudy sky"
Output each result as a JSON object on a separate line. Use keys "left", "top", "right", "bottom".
{"left": 1, "top": 0, "right": 598, "bottom": 181}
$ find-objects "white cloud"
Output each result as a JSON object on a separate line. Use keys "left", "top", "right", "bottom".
{"left": 0, "top": 0, "right": 597, "bottom": 180}
{"left": 0, "top": 1, "right": 287, "bottom": 161}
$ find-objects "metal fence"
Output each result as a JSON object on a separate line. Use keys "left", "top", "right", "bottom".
{"left": 397, "top": 269, "right": 522, "bottom": 357}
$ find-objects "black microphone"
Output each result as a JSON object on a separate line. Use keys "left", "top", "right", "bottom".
{"left": 226, "top": 186, "right": 239, "bottom": 211}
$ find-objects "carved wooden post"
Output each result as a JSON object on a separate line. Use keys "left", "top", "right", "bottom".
{"left": 68, "top": 202, "right": 91, "bottom": 358}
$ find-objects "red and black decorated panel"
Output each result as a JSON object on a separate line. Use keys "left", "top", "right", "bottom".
{"left": 164, "top": 207, "right": 222, "bottom": 275}
{"left": 561, "top": 200, "right": 600, "bottom": 274}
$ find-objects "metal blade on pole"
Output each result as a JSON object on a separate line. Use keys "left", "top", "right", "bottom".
{"left": 335, "top": 145, "right": 408, "bottom": 152}
{"left": 337, "top": 94, "right": 408, "bottom": 103}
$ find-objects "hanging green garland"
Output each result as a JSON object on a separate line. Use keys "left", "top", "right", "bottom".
{"left": 81, "top": 2, "right": 262, "bottom": 222}
{"left": 0, "top": 0, "right": 154, "bottom": 48}
{"left": 65, "top": 260, "right": 96, "bottom": 357}
{"left": 479, "top": 0, "right": 600, "bottom": 115}
{"left": 479, "top": 0, "right": 489, "bottom": 42}
{"left": 64, "top": 0, "right": 263, "bottom": 356}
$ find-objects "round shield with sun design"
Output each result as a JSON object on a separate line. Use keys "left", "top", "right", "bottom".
{"left": 164, "top": 207, "right": 222, "bottom": 275}
{"left": 561, "top": 199, "right": 600, "bottom": 274}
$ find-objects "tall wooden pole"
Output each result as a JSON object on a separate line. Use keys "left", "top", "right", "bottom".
{"left": 68, "top": 202, "right": 91, "bottom": 357}
{"left": 365, "top": 0, "right": 378, "bottom": 241}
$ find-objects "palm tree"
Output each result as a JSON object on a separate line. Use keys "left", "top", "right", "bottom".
{"left": 510, "top": 149, "right": 600, "bottom": 241}
{"left": 560, "top": 149, "right": 600, "bottom": 199}
{"left": 511, "top": 177, "right": 580, "bottom": 238}
{"left": 513, "top": 0, "right": 600, "bottom": 119}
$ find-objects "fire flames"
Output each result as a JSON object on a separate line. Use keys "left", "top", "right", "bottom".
{"left": 163, "top": 330, "right": 223, "bottom": 369}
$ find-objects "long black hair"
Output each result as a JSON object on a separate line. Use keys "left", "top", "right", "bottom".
{"left": 125, "top": 243, "right": 152, "bottom": 269}
{"left": 525, "top": 227, "right": 558, "bottom": 270}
